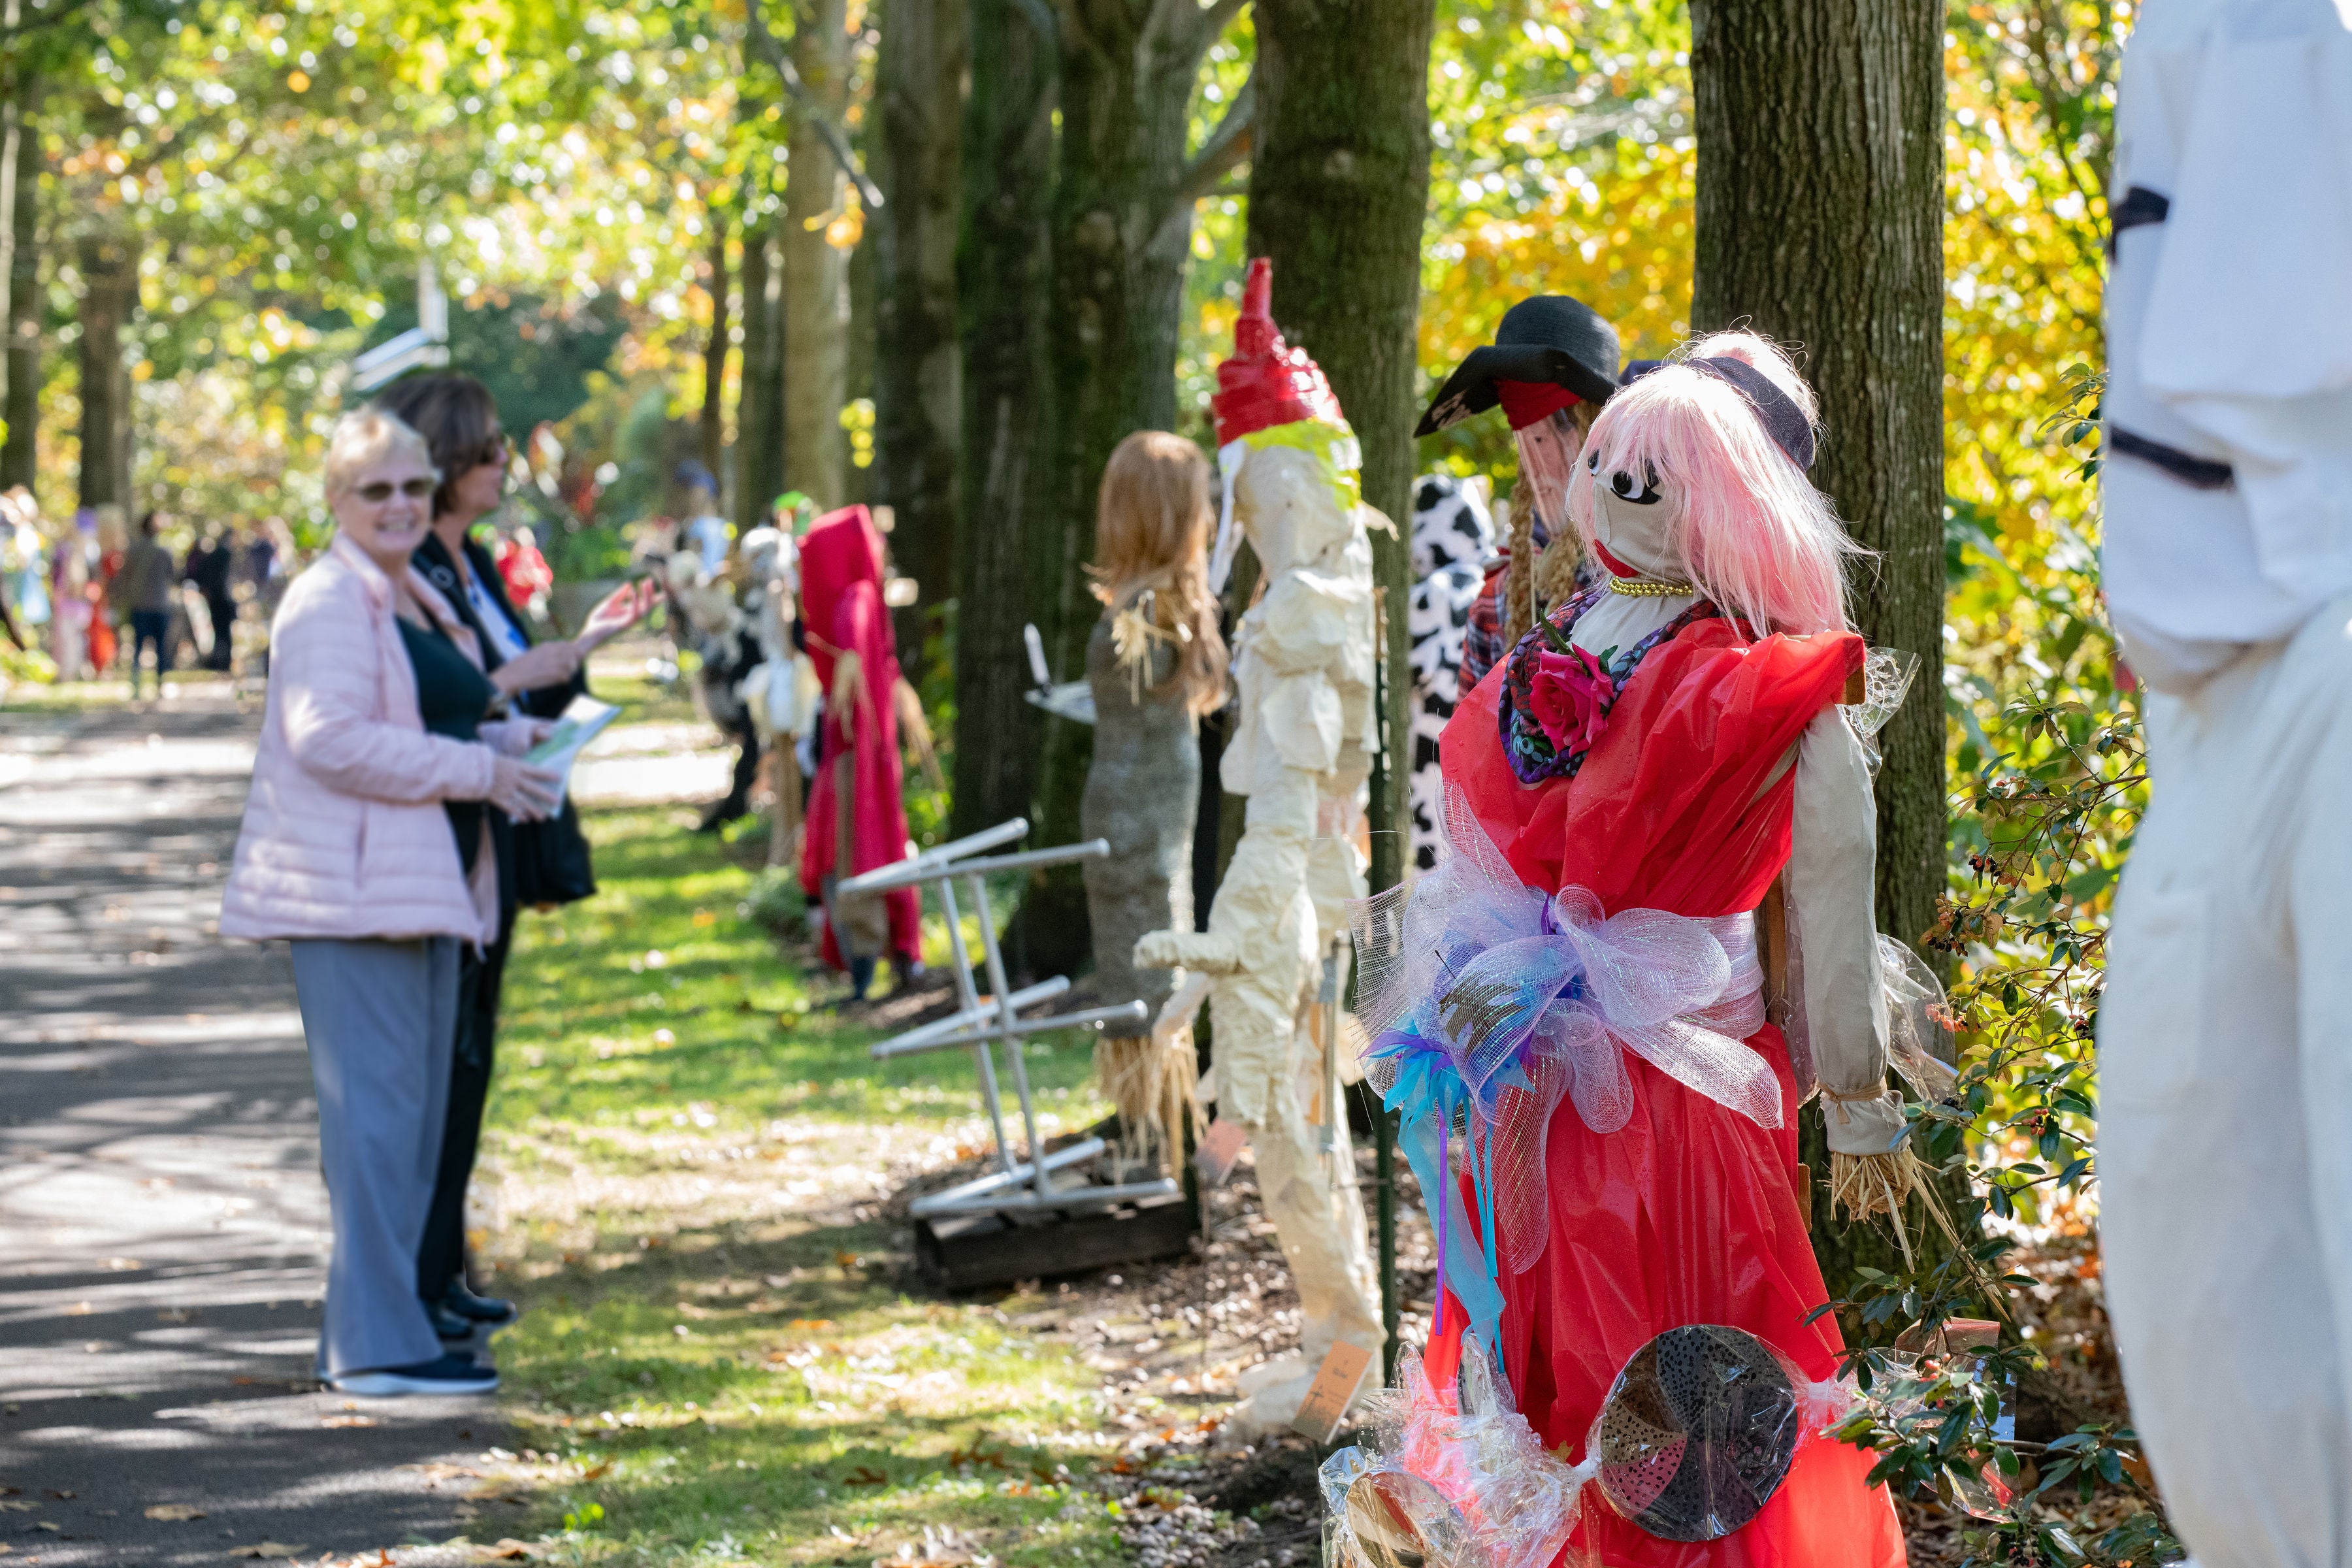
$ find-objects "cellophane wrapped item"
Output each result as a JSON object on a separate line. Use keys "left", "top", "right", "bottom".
{"left": 1320, "top": 1339, "right": 1595, "bottom": 1568}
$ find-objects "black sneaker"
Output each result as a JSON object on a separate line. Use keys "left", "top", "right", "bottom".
{"left": 329, "top": 1354, "right": 497, "bottom": 1397}
{"left": 441, "top": 1280, "right": 519, "bottom": 1327}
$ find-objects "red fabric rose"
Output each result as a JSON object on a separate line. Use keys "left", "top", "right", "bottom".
{"left": 1526, "top": 644, "right": 1613, "bottom": 755}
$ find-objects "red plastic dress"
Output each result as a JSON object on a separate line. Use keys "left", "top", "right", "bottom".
{"left": 1439, "top": 613, "right": 1906, "bottom": 1568}
{"left": 797, "top": 506, "right": 923, "bottom": 972}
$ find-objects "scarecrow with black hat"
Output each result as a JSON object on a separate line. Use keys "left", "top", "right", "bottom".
{"left": 1417, "top": 295, "right": 1623, "bottom": 695}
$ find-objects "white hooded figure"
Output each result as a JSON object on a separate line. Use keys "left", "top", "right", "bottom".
{"left": 2095, "top": 5, "right": 2352, "bottom": 1561}
{"left": 1135, "top": 259, "right": 1384, "bottom": 1438}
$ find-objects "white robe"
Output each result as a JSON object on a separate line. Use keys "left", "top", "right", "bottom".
{"left": 2098, "top": 5, "right": 2352, "bottom": 1561}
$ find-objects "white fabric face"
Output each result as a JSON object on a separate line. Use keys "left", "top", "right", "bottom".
{"left": 1586, "top": 477, "right": 1684, "bottom": 581}
{"left": 1235, "top": 445, "right": 1356, "bottom": 581}
{"left": 2102, "top": 2, "right": 2352, "bottom": 689}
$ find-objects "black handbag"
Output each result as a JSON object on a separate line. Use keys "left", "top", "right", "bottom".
{"left": 512, "top": 795, "right": 598, "bottom": 907}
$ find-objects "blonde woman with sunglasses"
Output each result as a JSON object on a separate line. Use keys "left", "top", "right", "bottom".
{"left": 220, "top": 410, "right": 561, "bottom": 1396}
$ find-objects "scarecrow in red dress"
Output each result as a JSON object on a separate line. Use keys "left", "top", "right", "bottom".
{"left": 798, "top": 504, "right": 923, "bottom": 997}
{"left": 1330, "top": 334, "right": 1936, "bottom": 1567}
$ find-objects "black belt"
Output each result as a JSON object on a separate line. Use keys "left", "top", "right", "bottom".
{"left": 2106, "top": 184, "right": 2170, "bottom": 258}
{"left": 2110, "top": 426, "right": 2236, "bottom": 491}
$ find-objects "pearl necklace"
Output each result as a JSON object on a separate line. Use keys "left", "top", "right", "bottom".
{"left": 1605, "top": 572, "right": 1695, "bottom": 599}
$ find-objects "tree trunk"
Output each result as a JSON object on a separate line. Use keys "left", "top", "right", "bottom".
{"left": 2, "top": 86, "right": 37, "bottom": 495}
{"left": 783, "top": 0, "right": 852, "bottom": 508}
{"left": 1688, "top": 0, "right": 1946, "bottom": 1279}
{"left": 736, "top": 202, "right": 785, "bottom": 535}
{"left": 701, "top": 212, "right": 731, "bottom": 488}
{"left": 874, "top": 0, "right": 964, "bottom": 628}
{"left": 1243, "top": 0, "right": 1435, "bottom": 900}
{"left": 949, "top": 0, "right": 1055, "bottom": 840}
{"left": 76, "top": 231, "right": 139, "bottom": 511}
{"left": 1012, "top": 0, "right": 1249, "bottom": 976}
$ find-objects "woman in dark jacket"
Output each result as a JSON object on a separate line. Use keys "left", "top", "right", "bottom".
{"left": 372, "top": 374, "right": 651, "bottom": 1338}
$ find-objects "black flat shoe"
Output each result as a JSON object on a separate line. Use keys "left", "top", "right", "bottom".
{"left": 425, "top": 1298, "right": 476, "bottom": 1341}
{"left": 440, "top": 1280, "right": 519, "bottom": 1327}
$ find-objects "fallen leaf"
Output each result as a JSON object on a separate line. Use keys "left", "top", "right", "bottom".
{"left": 321, "top": 1414, "right": 377, "bottom": 1428}
{"left": 64, "top": 1302, "right": 93, "bottom": 1316}
{"left": 41, "top": 1492, "right": 73, "bottom": 1501}
{"left": 841, "top": 1465, "right": 890, "bottom": 1488}
{"left": 577, "top": 1462, "right": 611, "bottom": 1480}
{"left": 146, "top": 1503, "right": 208, "bottom": 1521}
{"left": 225, "top": 1544, "right": 307, "bottom": 1560}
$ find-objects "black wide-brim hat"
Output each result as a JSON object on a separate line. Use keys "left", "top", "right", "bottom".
{"left": 1416, "top": 295, "right": 1623, "bottom": 438}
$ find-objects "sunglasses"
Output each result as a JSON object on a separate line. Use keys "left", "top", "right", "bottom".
{"left": 354, "top": 478, "right": 437, "bottom": 503}
{"left": 461, "top": 432, "right": 511, "bottom": 472}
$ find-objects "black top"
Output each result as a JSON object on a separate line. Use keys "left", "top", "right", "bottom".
{"left": 413, "top": 531, "right": 585, "bottom": 720}
{"left": 397, "top": 614, "right": 502, "bottom": 885}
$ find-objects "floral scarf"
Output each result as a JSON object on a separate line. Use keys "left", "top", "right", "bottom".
{"left": 1497, "top": 583, "right": 1727, "bottom": 785}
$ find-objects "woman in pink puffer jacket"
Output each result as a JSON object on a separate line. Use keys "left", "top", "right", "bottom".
{"left": 221, "top": 410, "right": 560, "bottom": 1398}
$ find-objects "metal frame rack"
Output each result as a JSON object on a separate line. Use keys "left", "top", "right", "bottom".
{"left": 835, "top": 818, "right": 1166, "bottom": 1220}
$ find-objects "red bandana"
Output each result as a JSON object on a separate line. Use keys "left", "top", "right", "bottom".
{"left": 1495, "top": 378, "right": 1580, "bottom": 431}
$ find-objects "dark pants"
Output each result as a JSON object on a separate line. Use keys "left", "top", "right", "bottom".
{"left": 129, "top": 610, "right": 169, "bottom": 693}
{"left": 203, "top": 594, "right": 237, "bottom": 670}
{"left": 416, "top": 914, "right": 513, "bottom": 1297}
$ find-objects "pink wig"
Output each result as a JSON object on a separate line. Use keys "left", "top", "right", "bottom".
{"left": 1565, "top": 331, "right": 1865, "bottom": 636}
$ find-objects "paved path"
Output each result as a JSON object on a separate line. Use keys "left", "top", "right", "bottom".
{"left": 0, "top": 686, "right": 510, "bottom": 1566}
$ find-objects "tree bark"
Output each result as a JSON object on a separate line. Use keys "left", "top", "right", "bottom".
{"left": 736, "top": 202, "right": 785, "bottom": 534}
{"left": 700, "top": 212, "right": 732, "bottom": 487}
{"left": 2, "top": 85, "right": 37, "bottom": 495}
{"left": 949, "top": 0, "right": 1055, "bottom": 840}
{"left": 76, "top": 231, "right": 139, "bottom": 511}
{"left": 1243, "top": 0, "right": 1435, "bottom": 900}
{"left": 783, "top": 0, "right": 852, "bottom": 508}
{"left": 1688, "top": 0, "right": 1947, "bottom": 1274}
{"left": 1010, "top": 0, "right": 1252, "bottom": 975}
{"left": 874, "top": 0, "right": 964, "bottom": 625}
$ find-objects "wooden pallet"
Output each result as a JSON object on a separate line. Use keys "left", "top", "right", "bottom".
{"left": 913, "top": 1189, "right": 1198, "bottom": 1292}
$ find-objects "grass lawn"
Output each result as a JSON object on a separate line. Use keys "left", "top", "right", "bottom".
{"left": 475, "top": 802, "right": 1191, "bottom": 1568}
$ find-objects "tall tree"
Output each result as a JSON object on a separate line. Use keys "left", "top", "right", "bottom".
{"left": 949, "top": 0, "right": 1054, "bottom": 838}
{"left": 700, "top": 212, "right": 732, "bottom": 483}
{"left": 1, "top": 84, "right": 37, "bottom": 495}
{"left": 736, "top": 201, "right": 785, "bottom": 534}
{"left": 1011, "top": 0, "right": 1254, "bottom": 972}
{"left": 1686, "top": 0, "right": 1945, "bottom": 1251}
{"left": 872, "top": 0, "right": 965, "bottom": 621}
{"left": 1243, "top": 0, "right": 1436, "bottom": 900}
{"left": 782, "top": 0, "right": 853, "bottom": 507}
{"left": 76, "top": 231, "right": 139, "bottom": 510}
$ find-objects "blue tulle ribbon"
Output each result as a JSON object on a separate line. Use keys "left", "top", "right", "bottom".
{"left": 1367, "top": 1022, "right": 1510, "bottom": 1362}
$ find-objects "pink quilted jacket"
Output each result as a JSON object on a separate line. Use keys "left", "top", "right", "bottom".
{"left": 221, "top": 533, "right": 502, "bottom": 945}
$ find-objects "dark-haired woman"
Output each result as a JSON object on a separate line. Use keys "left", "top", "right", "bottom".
{"left": 372, "top": 374, "right": 651, "bottom": 1341}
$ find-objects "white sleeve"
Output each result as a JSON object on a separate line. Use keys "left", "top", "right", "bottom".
{"left": 1788, "top": 706, "right": 1903, "bottom": 1156}
{"left": 2139, "top": 17, "right": 2352, "bottom": 574}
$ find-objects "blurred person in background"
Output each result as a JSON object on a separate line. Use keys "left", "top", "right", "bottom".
{"left": 218, "top": 409, "right": 562, "bottom": 1396}
{"left": 114, "top": 512, "right": 179, "bottom": 700}
{"left": 372, "top": 372, "right": 653, "bottom": 1342}
{"left": 186, "top": 523, "right": 241, "bottom": 672}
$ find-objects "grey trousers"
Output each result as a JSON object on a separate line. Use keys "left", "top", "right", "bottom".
{"left": 289, "top": 936, "right": 459, "bottom": 1377}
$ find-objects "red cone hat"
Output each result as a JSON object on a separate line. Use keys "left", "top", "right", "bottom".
{"left": 1212, "top": 257, "right": 1347, "bottom": 448}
